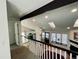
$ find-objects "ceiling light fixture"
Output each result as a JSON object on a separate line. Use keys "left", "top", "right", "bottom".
{"left": 71, "top": 8, "right": 77, "bottom": 13}
{"left": 48, "top": 22, "right": 56, "bottom": 28}
{"left": 45, "top": 15, "right": 48, "bottom": 19}
{"left": 67, "top": 27, "right": 70, "bottom": 29}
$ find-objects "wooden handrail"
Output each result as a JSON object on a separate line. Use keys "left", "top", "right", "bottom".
{"left": 29, "top": 39, "right": 78, "bottom": 55}
{"left": 70, "top": 40, "right": 78, "bottom": 44}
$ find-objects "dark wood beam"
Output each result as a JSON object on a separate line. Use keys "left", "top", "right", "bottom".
{"left": 20, "top": 0, "right": 78, "bottom": 20}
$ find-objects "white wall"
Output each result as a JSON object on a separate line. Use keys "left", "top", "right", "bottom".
{"left": 45, "top": 27, "right": 69, "bottom": 34}
{"left": 21, "top": 20, "right": 42, "bottom": 41}
{"left": 0, "top": 0, "right": 11, "bottom": 59}
{"left": 7, "top": 1, "right": 20, "bottom": 45}
{"left": 8, "top": 18, "right": 19, "bottom": 44}
{"left": 8, "top": 18, "right": 16, "bottom": 44}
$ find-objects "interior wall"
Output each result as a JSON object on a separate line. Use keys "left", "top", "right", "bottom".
{"left": 8, "top": 18, "right": 19, "bottom": 44}
{"left": 7, "top": 1, "right": 20, "bottom": 45}
{"left": 21, "top": 26, "right": 33, "bottom": 32}
{"left": 0, "top": 0, "right": 11, "bottom": 59}
{"left": 46, "top": 27, "right": 69, "bottom": 34}
{"left": 21, "top": 20, "right": 42, "bottom": 41}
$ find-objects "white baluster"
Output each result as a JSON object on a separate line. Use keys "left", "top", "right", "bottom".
{"left": 70, "top": 53, "right": 72, "bottom": 59}
{"left": 42, "top": 44, "right": 44, "bottom": 59}
{"left": 38, "top": 43, "right": 40, "bottom": 59}
{"left": 38, "top": 43, "right": 39, "bottom": 58}
{"left": 46, "top": 45, "right": 48, "bottom": 59}
{"left": 60, "top": 50, "right": 61, "bottom": 59}
{"left": 40, "top": 43, "right": 42, "bottom": 59}
{"left": 35, "top": 42, "right": 37, "bottom": 56}
{"left": 36, "top": 42, "right": 38, "bottom": 59}
{"left": 56, "top": 48, "right": 57, "bottom": 59}
{"left": 49, "top": 46, "right": 51, "bottom": 59}
{"left": 42, "top": 44, "right": 43, "bottom": 59}
{"left": 52, "top": 47, "right": 54, "bottom": 59}
{"left": 38, "top": 43, "right": 40, "bottom": 58}
{"left": 44, "top": 44, "right": 45, "bottom": 59}
{"left": 64, "top": 51, "right": 67, "bottom": 59}
{"left": 35, "top": 42, "right": 36, "bottom": 59}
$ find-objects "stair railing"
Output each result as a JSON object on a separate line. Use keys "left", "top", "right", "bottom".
{"left": 28, "top": 39, "right": 78, "bottom": 59}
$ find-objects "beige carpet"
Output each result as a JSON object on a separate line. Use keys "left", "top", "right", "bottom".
{"left": 11, "top": 46, "right": 38, "bottom": 59}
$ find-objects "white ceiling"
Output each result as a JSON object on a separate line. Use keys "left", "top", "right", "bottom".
{"left": 7, "top": 0, "right": 78, "bottom": 31}
{"left": 22, "top": 2, "right": 78, "bottom": 31}
{"left": 8, "top": 0, "right": 53, "bottom": 17}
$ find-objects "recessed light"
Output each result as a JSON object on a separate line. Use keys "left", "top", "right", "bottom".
{"left": 45, "top": 15, "right": 48, "bottom": 19}
{"left": 48, "top": 22, "right": 56, "bottom": 28}
{"left": 32, "top": 19, "right": 36, "bottom": 22}
{"left": 67, "top": 27, "right": 70, "bottom": 29}
{"left": 71, "top": 8, "right": 77, "bottom": 13}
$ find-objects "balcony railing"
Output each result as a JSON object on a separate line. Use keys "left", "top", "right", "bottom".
{"left": 27, "top": 39, "right": 78, "bottom": 59}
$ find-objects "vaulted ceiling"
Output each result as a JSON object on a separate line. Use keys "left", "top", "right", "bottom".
{"left": 22, "top": 2, "right": 78, "bottom": 31}
{"left": 7, "top": 0, "right": 78, "bottom": 31}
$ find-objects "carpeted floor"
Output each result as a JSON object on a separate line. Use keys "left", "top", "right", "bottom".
{"left": 11, "top": 46, "right": 38, "bottom": 59}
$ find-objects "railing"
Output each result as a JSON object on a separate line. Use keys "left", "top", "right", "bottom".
{"left": 28, "top": 39, "right": 78, "bottom": 59}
